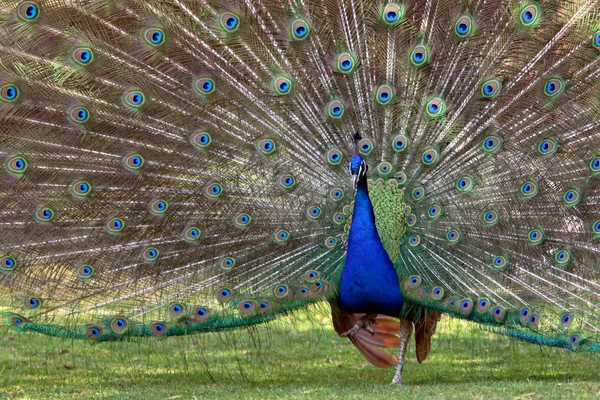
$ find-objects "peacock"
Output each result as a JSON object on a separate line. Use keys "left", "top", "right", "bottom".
{"left": 1, "top": 0, "right": 600, "bottom": 386}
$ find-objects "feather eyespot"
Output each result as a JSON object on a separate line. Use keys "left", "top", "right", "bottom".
{"left": 455, "top": 14, "right": 474, "bottom": 37}
{"left": 481, "top": 77, "right": 501, "bottom": 98}
{"left": 150, "top": 322, "right": 167, "bottom": 337}
{"left": 410, "top": 43, "right": 430, "bottom": 67}
{"left": 17, "top": 1, "right": 39, "bottom": 21}
{"left": 77, "top": 264, "right": 94, "bottom": 280}
{"left": 5, "top": 155, "right": 29, "bottom": 176}
{"left": 476, "top": 298, "right": 490, "bottom": 313}
{"left": 425, "top": 98, "right": 445, "bottom": 117}
{"left": 408, "top": 235, "right": 421, "bottom": 247}
{"left": 391, "top": 134, "right": 409, "bottom": 152}
{"left": 431, "top": 287, "right": 444, "bottom": 300}
{"left": 394, "top": 172, "right": 408, "bottom": 186}
{"left": 411, "top": 186, "right": 426, "bottom": 202}
{"left": 168, "top": 303, "right": 186, "bottom": 318}
{"left": 192, "top": 307, "right": 210, "bottom": 322}
{"left": 520, "top": 4, "right": 540, "bottom": 27}
{"left": 376, "top": 162, "right": 392, "bottom": 176}
{"left": 358, "top": 138, "right": 374, "bottom": 156}
{"left": 277, "top": 174, "right": 297, "bottom": 191}
{"left": 519, "top": 180, "right": 539, "bottom": 199}
{"left": 594, "top": 32, "right": 600, "bottom": 49}
{"left": 10, "top": 315, "right": 26, "bottom": 328}
{"left": 407, "top": 214, "right": 417, "bottom": 227}
{"left": 149, "top": 199, "right": 169, "bottom": 216}
{"left": 491, "top": 306, "right": 506, "bottom": 322}
{"left": 219, "top": 256, "right": 236, "bottom": 271}
{"left": 427, "top": 204, "right": 442, "bottom": 220}
{"left": 569, "top": 333, "right": 582, "bottom": 348}
{"left": 375, "top": 85, "right": 394, "bottom": 106}
{"left": 304, "top": 270, "right": 320, "bottom": 282}
{"left": 194, "top": 77, "right": 215, "bottom": 96}
{"left": 253, "top": 138, "right": 275, "bottom": 156}
{"left": 0, "top": 255, "right": 18, "bottom": 272}
{"left": 560, "top": 313, "right": 573, "bottom": 329}
{"left": 273, "top": 229, "right": 291, "bottom": 244}
{"left": 456, "top": 175, "right": 475, "bottom": 193}
{"left": 446, "top": 229, "right": 461, "bottom": 244}
{"left": 326, "top": 148, "right": 343, "bottom": 165}
{"left": 329, "top": 187, "right": 344, "bottom": 201}
{"left": 592, "top": 220, "right": 600, "bottom": 239}
{"left": 405, "top": 275, "right": 422, "bottom": 290}
{"left": 589, "top": 157, "right": 600, "bottom": 175}
{"left": 191, "top": 131, "right": 213, "bottom": 151}
{"left": 123, "top": 90, "right": 145, "bottom": 108}
{"left": 233, "top": 213, "right": 252, "bottom": 228}
{"left": 290, "top": 18, "right": 310, "bottom": 40}
{"left": 544, "top": 78, "right": 564, "bottom": 97}
{"left": 142, "top": 247, "right": 160, "bottom": 263}
{"left": 143, "top": 28, "right": 165, "bottom": 46}
{"left": 306, "top": 205, "right": 322, "bottom": 220}
{"left": 68, "top": 106, "right": 90, "bottom": 124}
{"left": 86, "top": 326, "right": 103, "bottom": 340}
{"left": 273, "top": 76, "right": 293, "bottom": 96}
{"left": 238, "top": 300, "right": 258, "bottom": 315}
{"left": 482, "top": 134, "right": 503, "bottom": 155}
{"left": 459, "top": 299, "right": 473, "bottom": 315}
{"left": 332, "top": 212, "right": 345, "bottom": 225}
{"left": 203, "top": 182, "right": 223, "bottom": 200}
{"left": 273, "top": 284, "right": 290, "bottom": 299}
{"left": 563, "top": 188, "right": 581, "bottom": 207}
{"left": 111, "top": 317, "right": 128, "bottom": 333}
{"left": 106, "top": 217, "right": 125, "bottom": 234}
{"left": 0, "top": 84, "right": 19, "bottom": 103}
{"left": 123, "top": 154, "right": 145, "bottom": 172}
{"left": 527, "top": 228, "right": 544, "bottom": 246}
{"left": 492, "top": 255, "right": 508, "bottom": 271}
{"left": 381, "top": 3, "right": 404, "bottom": 26}
{"left": 421, "top": 148, "right": 439, "bottom": 166}
{"left": 483, "top": 209, "right": 499, "bottom": 226}
{"left": 71, "top": 47, "right": 93, "bottom": 66}
{"left": 216, "top": 288, "right": 233, "bottom": 302}
{"left": 23, "top": 296, "right": 41, "bottom": 310}
{"left": 335, "top": 52, "right": 357, "bottom": 74}
{"left": 554, "top": 248, "right": 572, "bottom": 267}
{"left": 35, "top": 206, "right": 55, "bottom": 223}
{"left": 219, "top": 12, "right": 239, "bottom": 33}
{"left": 70, "top": 180, "right": 92, "bottom": 198}
{"left": 326, "top": 100, "right": 345, "bottom": 119}
{"left": 324, "top": 236, "right": 338, "bottom": 248}
{"left": 183, "top": 226, "right": 202, "bottom": 243}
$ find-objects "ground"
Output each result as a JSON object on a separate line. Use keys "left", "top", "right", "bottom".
{"left": 1, "top": 306, "right": 599, "bottom": 399}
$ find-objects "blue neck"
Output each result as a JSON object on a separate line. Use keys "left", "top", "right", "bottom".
{"left": 338, "top": 175, "right": 404, "bottom": 316}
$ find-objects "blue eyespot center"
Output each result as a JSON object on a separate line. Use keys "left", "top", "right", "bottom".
{"left": 155, "top": 324, "right": 164, "bottom": 332}
{"left": 484, "top": 84, "right": 493, "bottom": 94}
{"left": 295, "top": 26, "right": 307, "bottom": 37}
{"left": 546, "top": 82, "right": 556, "bottom": 93}
{"left": 132, "top": 94, "right": 142, "bottom": 104}
{"left": 521, "top": 308, "right": 529, "bottom": 317}
{"left": 221, "top": 289, "right": 229, "bottom": 297}
{"left": 198, "top": 308, "right": 206, "bottom": 316}
{"left": 332, "top": 106, "right": 342, "bottom": 115}
{"left": 379, "top": 92, "right": 389, "bottom": 101}
{"left": 413, "top": 52, "right": 424, "bottom": 62}
{"left": 26, "top": 5, "right": 37, "bottom": 18}
{"left": 77, "top": 109, "right": 87, "bottom": 120}
{"left": 523, "top": 10, "right": 533, "bottom": 23}
{"left": 480, "top": 300, "right": 487, "bottom": 307}
{"left": 152, "top": 31, "right": 163, "bottom": 43}
{"left": 279, "top": 82, "right": 289, "bottom": 92}
{"left": 80, "top": 50, "right": 90, "bottom": 62}
{"left": 6, "top": 86, "right": 17, "bottom": 99}
{"left": 226, "top": 16, "right": 238, "bottom": 29}
{"left": 494, "top": 308, "right": 501, "bottom": 315}
{"left": 486, "top": 139, "right": 494, "bottom": 148}
{"left": 486, "top": 212, "right": 494, "bottom": 220}
{"left": 202, "top": 81, "right": 213, "bottom": 92}
{"left": 457, "top": 23, "right": 468, "bottom": 34}
{"left": 341, "top": 60, "right": 352, "bottom": 70}
{"left": 386, "top": 11, "right": 398, "bottom": 21}
{"left": 429, "top": 103, "right": 439, "bottom": 112}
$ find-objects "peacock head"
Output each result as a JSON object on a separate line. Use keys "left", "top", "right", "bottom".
{"left": 349, "top": 154, "right": 367, "bottom": 190}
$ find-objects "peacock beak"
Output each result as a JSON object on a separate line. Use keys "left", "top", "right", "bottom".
{"left": 352, "top": 174, "right": 359, "bottom": 191}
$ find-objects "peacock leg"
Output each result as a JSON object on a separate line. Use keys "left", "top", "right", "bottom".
{"left": 391, "top": 320, "right": 413, "bottom": 386}
{"left": 340, "top": 313, "right": 378, "bottom": 337}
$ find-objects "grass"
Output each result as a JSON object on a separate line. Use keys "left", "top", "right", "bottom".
{"left": 1, "top": 306, "right": 600, "bottom": 399}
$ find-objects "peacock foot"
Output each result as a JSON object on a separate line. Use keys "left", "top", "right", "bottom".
{"left": 340, "top": 313, "right": 378, "bottom": 337}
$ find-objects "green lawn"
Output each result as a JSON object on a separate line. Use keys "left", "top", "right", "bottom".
{"left": 1, "top": 306, "right": 599, "bottom": 399}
